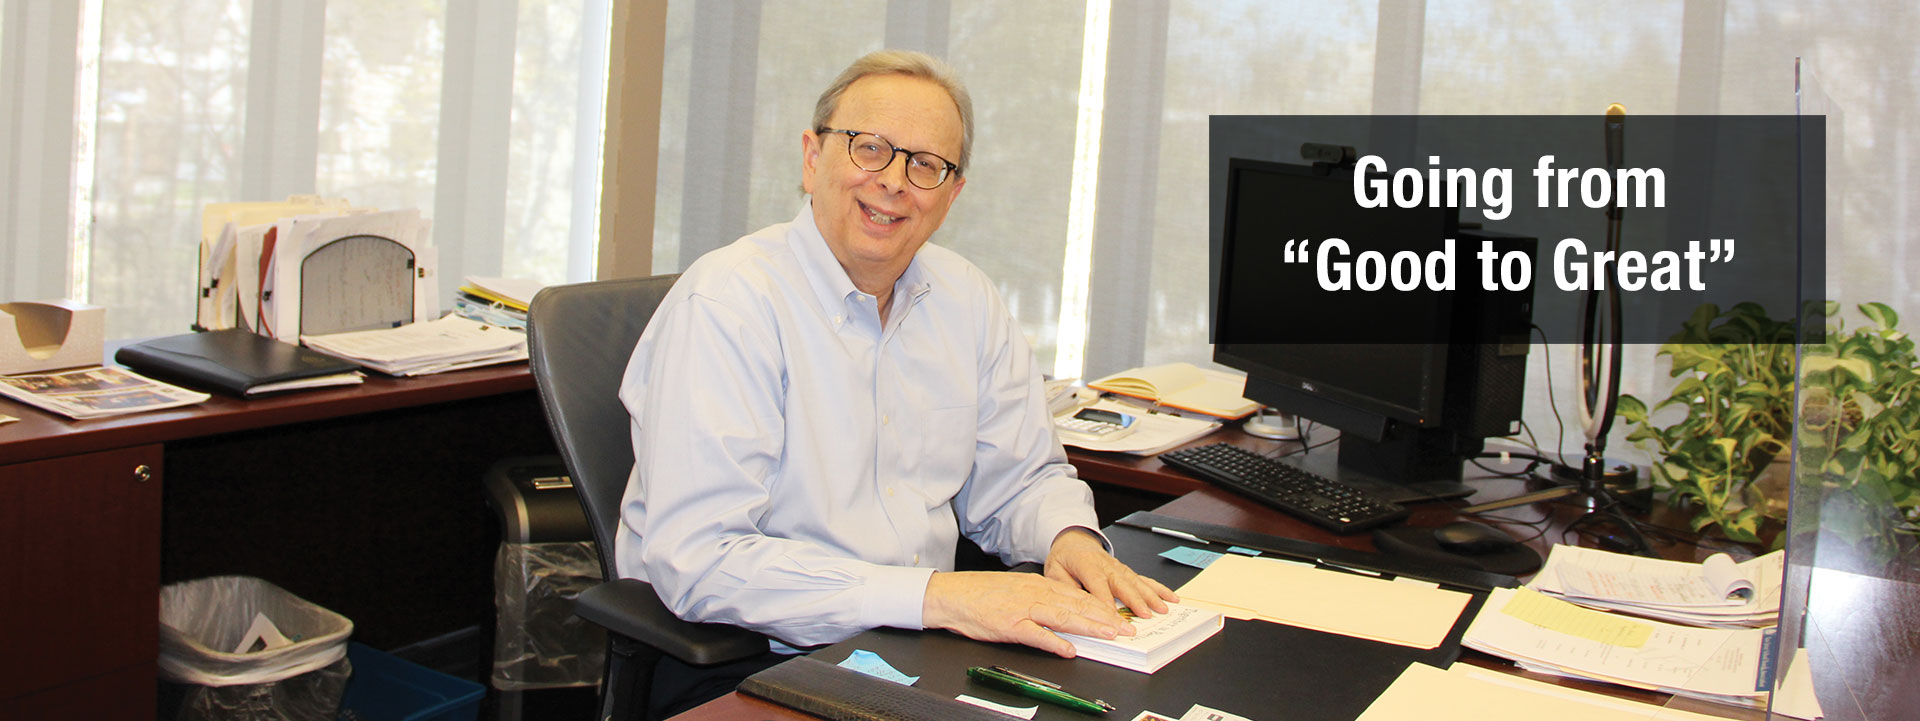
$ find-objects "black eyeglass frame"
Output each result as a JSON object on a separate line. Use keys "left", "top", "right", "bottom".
{"left": 816, "top": 127, "right": 962, "bottom": 190}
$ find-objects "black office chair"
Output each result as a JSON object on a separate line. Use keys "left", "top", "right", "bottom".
{"left": 525, "top": 275, "right": 766, "bottom": 721}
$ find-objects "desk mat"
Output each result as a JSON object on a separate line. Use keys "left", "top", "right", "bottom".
{"left": 804, "top": 519, "right": 1498, "bottom": 721}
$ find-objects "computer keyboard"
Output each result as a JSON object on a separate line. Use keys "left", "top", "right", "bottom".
{"left": 1158, "top": 442, "right": 1409, "bottom": 533}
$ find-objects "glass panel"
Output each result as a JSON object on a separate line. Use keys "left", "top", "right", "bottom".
{"left": 1775, "top": 4, "right": 1920, "bottom": 714}
{"left": 88, "top": 0, "right": 251, "bottom": 338}
{"left": 316, "top": 0, "right": 442, "bottom": 216}
{"left": 505, "top": 0, "right": 604, "bottom": 284}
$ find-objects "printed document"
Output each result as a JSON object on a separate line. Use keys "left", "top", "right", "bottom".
{"left": 1463, "top": 588, "right": 1773, "bottom": 706}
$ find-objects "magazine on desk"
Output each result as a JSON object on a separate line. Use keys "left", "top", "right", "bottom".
{"left": 0, "top": 366, "right": 210, "bottom": 419}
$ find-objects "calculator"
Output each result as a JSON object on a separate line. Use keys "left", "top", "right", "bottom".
{"left": 1054, "top": 407, "right": 1137, "bottom": 442}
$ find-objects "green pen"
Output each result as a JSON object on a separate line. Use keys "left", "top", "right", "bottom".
{"left": 966, "top": 665, "right": 1116, "bottom": 715}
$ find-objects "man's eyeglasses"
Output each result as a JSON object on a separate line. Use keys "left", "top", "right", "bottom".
{"left": 817, "top": 128, "right": 960, "bottom": 190}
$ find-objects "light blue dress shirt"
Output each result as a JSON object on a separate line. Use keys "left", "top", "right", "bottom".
{"left": 616, "top": 202, "right": 1099, "bottom": 648}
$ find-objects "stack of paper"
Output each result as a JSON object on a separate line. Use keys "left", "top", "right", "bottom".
{"left": 1462, "top": 587, "right": 1775, "bottom": 709}
{"left": 1526, "top": 545, "right": 1783, "bottom": 628}
{"left": 1057, "top": 602, "right": 1224, "bottom": 673}
{"left": 451, "top": 276, "right": 546, "bottom": 330}
{"left": 302, "top": 315, "right": 526, "bottom": 376}
{"left": 1174, "top": 554, "right": 1472, "bottom": 650}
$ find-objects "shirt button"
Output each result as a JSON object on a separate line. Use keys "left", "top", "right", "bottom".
{"left": 886, "top": 487, "right": 895, "bottom": 497}
{"left": 882, "top": 415, "right": 890, "bottom": 425}
{"left": 913, "top": 553, "right": 920, "bottom": 564}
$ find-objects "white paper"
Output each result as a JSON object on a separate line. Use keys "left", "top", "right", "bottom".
{"left": 303, "top": 315, "right": 526, "bottom": 376}
{"left": 955, "top": 695, "right": 1037, "bottom": 719}
{"left": 1463, "top": 588, "right": 1772, "bottom": 703}
{"left": 1529, "top": 545, "right": 1782, "bottom": 627}
{"left": 1178, "top": 704, "right": 1258, "bottom": 721}
{"left": 1770, "top": 648, "right": 1824, "bottom": 720}
{"left": 233, "top": 612, "right": 293, "bottom": 654}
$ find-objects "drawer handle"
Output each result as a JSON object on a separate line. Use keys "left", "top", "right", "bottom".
{"left": 134, "top": 464, "right": 153, "bottom": 482}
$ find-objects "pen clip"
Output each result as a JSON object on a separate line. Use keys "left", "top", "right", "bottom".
{"left": 989, "top": 665, "right": 1061, "bottom": 689}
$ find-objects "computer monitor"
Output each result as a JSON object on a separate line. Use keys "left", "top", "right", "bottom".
{"left": 1212, "top": 156, "right": 1535, "bottom": 502}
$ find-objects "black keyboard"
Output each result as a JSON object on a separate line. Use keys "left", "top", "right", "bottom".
{"left": 1158, "top": 442, "right": 1409, "bottom": 533}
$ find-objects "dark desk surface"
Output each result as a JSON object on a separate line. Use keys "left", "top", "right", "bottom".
{"left": 670, "top": 431, "right": 1735, "bottom": 720}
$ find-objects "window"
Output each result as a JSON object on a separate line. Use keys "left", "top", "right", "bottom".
{"left": 0, "top": 0, "right": 610, "bottom": 340}
{"left": 650, "top": 0, "right": 1914, "bottom": 467}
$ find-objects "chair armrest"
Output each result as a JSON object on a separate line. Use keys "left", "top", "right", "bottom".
{"left": 574, "top": 577, "right": 769, "bottom": 666}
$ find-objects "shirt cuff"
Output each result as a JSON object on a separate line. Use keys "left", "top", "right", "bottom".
{"left": 859, "top": 563, "right": 938, "bottom": 631}
{"left": 1055, "top": 524, "right": 1114, "bottom": 553}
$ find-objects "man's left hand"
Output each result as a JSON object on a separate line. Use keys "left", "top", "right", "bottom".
{"left": 1044, "top": 528, "right": 1179, "bottom": 619}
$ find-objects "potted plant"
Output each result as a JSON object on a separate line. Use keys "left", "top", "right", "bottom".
{"left": 1618, "top": 302, "right": 1797, "bottom": 544}
{"left": 1795, "top": 302, "right": 1920, "bottom": 561}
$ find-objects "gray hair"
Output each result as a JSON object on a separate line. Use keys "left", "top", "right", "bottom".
{"left": 812, "top": 49, "right": 974, "bottom": 172}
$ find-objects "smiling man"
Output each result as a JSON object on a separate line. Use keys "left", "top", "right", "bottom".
{"left": 616, "top": 50, "right": 1176, "bottom": 718}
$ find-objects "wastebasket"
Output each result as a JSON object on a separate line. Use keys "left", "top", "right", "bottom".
{"left": 482, "top": 457, "right": 606, "bottom": 720}
{"left": 156, "top": 575, "right": 355, "bottom": 721}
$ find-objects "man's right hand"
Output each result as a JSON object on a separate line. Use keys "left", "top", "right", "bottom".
{"left": 921, "top": 571, "right": 1132, "bottom": 657}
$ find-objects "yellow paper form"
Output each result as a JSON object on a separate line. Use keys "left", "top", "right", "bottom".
{"left": 1501, "top": 588, "right": 1653, "bottom": 647}
{"left": 1174, "top": 554, "right": 1471, "bottom": 649}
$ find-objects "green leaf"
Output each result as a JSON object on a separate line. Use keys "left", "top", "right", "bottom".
{"left": 1617, "top": 395, "right": 1649, "bottom": 425}
{"left": 1689, "top": 513, "right": 1717, "bottom": 533}
{"left": 1860, "top": 302, "right": 1900, "bottom": 330}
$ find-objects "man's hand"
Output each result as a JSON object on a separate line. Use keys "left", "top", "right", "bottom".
{"left": 922, "top": 571, "right": 1130, "bottom": 658}
{"left": 1044, "top": 528, "right": 1179, "bottom": 619}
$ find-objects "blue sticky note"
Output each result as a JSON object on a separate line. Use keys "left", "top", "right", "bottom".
{"left": 1227, "top": 546, "right": 1263, "bottom": 556}
{"left": 838, "top": 649, "right": 920, "bottom": 686}
{"left": 1158, "top": 545, "right": 1224, "bottom": 569}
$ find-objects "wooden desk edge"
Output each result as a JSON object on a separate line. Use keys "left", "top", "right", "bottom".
{"left": 0, "top": 364, "right": 535, "bottom": 466}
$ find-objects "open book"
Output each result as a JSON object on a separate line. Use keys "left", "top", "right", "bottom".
{"left": 1057, "top": 602, "right": 1223, "bottom": 674}
{"left": 1089, "top": 363, "right": 1260, "bottom": 419}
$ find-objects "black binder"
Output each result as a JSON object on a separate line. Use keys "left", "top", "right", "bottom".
{"left": 116, "top": 329, "right": 360, "bottom": 397}
{"left": 740, "top": 656, "right": 1016, "bottom": 721}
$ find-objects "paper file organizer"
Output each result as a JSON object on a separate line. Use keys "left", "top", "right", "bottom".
{"left": 0, "top": 300, "right": 105, "bottom": 375}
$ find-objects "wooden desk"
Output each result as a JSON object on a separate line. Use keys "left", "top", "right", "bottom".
{"left": 0, "top": 364, "right": 552, "bottom": 720}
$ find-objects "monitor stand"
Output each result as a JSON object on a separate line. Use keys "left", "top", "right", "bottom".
{"left": 1284, "top": 432, "right": 1479, "bottom": 504}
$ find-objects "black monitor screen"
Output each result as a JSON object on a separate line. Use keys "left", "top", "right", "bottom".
{"left": 1214, "top": 159, "right": 1457, "bottom": 428}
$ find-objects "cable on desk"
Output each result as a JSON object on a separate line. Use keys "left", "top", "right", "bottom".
{"left": 1532, "top": 324, "right": 1573, "bottom": 469}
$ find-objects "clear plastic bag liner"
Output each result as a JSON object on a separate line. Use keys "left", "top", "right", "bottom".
{"left": 158, "top": 575, "right": 353, "bottom": 687}
{"left": 493, "top": 541, "right": 606, "bottom": 690}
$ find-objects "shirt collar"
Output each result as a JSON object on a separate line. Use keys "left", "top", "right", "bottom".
{"left": 788, "top": 198, "right": 935, "bottom": 320}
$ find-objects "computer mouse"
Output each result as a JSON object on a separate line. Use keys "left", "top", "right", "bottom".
{"left": 1432, "top": 520, "right": 1520, "bottom": 555}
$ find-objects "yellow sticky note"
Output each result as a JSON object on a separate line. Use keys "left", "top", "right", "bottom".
{"left": 1501, "top": 588, "right": 1652, "bottom": 647}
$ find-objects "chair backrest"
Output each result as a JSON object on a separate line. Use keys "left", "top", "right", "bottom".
{"left": 526, "top": 274, "right": 679, "bottom": 579}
